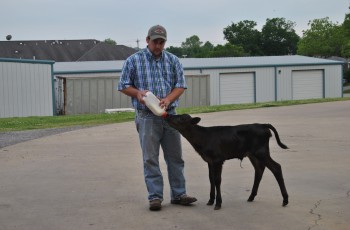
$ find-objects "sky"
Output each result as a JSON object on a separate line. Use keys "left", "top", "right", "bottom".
{"left": 1, "top": 0, "right": 349, "bottom": 49}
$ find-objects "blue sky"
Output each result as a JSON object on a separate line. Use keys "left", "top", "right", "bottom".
{"left": 1, "top": 0, "right": 349, "bottom": 48}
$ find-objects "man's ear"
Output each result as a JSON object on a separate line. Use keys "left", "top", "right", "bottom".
{"left": 191, "top": 117, "right": 201, "bottom": 125}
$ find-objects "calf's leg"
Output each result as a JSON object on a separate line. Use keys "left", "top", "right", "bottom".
{"left": 207, "top": 163, "right": 215, "bottom": 206}
{"left": 207, "top": 162, "right": 223, "bottom": 210}
{"left": 247, "top": 154, "right": 266, "bottom": 202}
{"left": 265, "top": 156, "right": 289, "bottom": 206}
{"left": 213, "top": 162, "right": 223, "bottom": 210}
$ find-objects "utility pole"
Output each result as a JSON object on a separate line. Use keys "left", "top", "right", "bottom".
{"left": 136, "top": 38, "right": 140, "bottom": 50}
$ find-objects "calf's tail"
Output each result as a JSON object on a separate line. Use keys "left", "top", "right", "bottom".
{"left": 264, "top": 124, "right": 288, "bottom": 149}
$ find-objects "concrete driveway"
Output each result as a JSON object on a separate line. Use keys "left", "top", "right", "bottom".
{"left": 1, "top": 101, "right": 349, "bottom": 230}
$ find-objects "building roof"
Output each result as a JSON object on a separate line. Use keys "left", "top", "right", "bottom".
{"left": 54, "top": 55, "right": 344, "bottom": 75}
{"left": 55, "top": 60, "right": 124, "bottom": 74}
{"left": 180, "top": 55, "right": 344, "bottom": 69}
{"left": 76, "top": 42, "right": 137, "bottom": 61}
{"left": 0, "top": 39, "right": 136, "bottom": 62}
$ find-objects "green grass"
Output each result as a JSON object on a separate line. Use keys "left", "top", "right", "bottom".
{"left": 1, "top": 97, "right": 350, "bottom": 132}
{"left": 0, "top": 112, "right": 135, "bottom": 132}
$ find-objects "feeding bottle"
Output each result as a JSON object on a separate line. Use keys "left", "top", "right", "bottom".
{"left": 142, "top": 91, "right": 167, "bottom": 118}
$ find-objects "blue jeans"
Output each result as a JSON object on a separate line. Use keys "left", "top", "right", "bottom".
{"left": 135, "top": 109, "right": 186, "bottom": 201}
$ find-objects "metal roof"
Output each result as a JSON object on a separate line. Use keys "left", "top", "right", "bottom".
{"left": 54, "top": 60, "right": 123, "bottom": 74}
{"left": 54, "top": 55, "right": 344, "bottom": 75}
{"left": 180, "top": 55, "right": 343, "bottom": 69}
{"left": 0, "top": 57, "right": 55, "bottom": 65}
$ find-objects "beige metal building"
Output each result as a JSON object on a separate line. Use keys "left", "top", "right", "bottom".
{"left": 54, "top": 55, "right": 343, "bottom": 115}
{"left": 0, "top": 58, "right": 55, "bottom": 118}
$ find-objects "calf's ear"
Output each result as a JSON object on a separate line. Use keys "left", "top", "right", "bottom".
{"left": 191, "top": 117, "right": 201, "bottom": 125}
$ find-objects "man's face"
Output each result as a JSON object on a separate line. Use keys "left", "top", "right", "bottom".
{"left": 147, "top": 37, "right": 166, "bottom": 58}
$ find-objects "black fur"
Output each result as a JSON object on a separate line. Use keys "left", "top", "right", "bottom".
{"left": 165, "top": 114, "right": 289, "bottom": 210}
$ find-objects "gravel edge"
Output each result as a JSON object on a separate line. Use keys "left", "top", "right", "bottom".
{"left": 0, "top": 126, "right": 86, "bottom": 149}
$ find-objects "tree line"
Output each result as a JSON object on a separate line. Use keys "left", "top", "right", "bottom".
{"left": 165, "top": 13, "right": 350, "bottom": 59}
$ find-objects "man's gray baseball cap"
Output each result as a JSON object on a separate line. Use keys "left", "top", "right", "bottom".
{"left": 148, "top": 25, "right": 167, "bottom": 41}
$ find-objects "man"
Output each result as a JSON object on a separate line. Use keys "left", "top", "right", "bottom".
{"left": 118, "top": 25, "right": 197, "bottom": 211}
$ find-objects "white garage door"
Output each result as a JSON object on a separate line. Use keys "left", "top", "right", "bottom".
{"left": 292, "top": 70, "right": 324, "bottom": 100}
{"left": 220, "top": 72, "right": 255, "bottom": 104}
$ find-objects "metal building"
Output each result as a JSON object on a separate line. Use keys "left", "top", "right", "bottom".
{"left": 181, "top": 55, "right": 343, "bottom": 105}
{"left": 53, "top": 55, "right": 343, "bottom": 115}
{"left": 0, "top": 58, "right": 55, "bottom": 118}
{"left": 54, "top": 60, "right": 209, "bottom": 115}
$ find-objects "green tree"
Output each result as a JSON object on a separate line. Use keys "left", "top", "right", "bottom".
{"left": 209, "top": 43, "right": 245, "bottom": 57}
{"left": 201, "top": 41, "right": 214, "bottom": 54}
{"left": 341, "top": 41, "right": 350, "bottom": 58}
{"left": 261, "top": 18, "right": 300, "bottom": 55}
{"left": 166, "top": 46, "right": 184, "bottom": 57}
{"left": 342, "top": 13, "right": 350, "bottom": 37}
{"left": 194, "top": 41, "right": 215, "bottom": 58}
{"left": 341, "top": 13, "right": 350, "bottom": 57}
{"left": 167, "top": 37, "right": 213, "bottom": 58}
{"left": 297, "top": 17, "right": 344, "bottom": 57}
{"left": 104, "top": 38, "right": 117, "bottom": 45}
{"left": 223, "top": 20, "right": 262, "bottom": 55}
{"left": 181, "top": 35, "right": 203, "bottom": 57}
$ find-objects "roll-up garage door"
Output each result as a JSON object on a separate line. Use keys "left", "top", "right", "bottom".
{"left": 292, "top": 70, "right": 323, "bottom": 100}
{"left": 220, "top": 72, "right": 255, "bottom": 104}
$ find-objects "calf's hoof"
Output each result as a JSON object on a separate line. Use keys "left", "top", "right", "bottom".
{"left": 214, "top": 204, "right": 221, "bottom": 210}
{"left": 282, "top": 199, "right": 288, "bottom": 207}
{"left": 247, "top": 196, "right": 255, "bottom": 202}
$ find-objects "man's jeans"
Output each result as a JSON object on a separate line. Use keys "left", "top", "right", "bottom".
{"left": 136, "top": 109, "right": 186, "bottom": 201}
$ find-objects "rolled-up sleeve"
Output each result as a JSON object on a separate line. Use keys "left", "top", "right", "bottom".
{"left": 118, "top": 59, "right": 134, "bottom": 91}
{"left": 173, "top": 59, "right": 187, "bottom": 89}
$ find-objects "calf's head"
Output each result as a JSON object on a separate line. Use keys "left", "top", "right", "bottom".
{"left": 165, "top": 114, "right": 201, "bottom": 131}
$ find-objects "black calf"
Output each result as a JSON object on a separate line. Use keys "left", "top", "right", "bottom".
{"left": 165, "top": 114, "right": 289, "bottom": 210}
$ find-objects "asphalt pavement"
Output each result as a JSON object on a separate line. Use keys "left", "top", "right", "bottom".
{"left": 0, "top": 101, "right": 349, "bottom": 230}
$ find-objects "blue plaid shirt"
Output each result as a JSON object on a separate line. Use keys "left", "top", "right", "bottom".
{"left": 118, "top": 47, "right": 187, "bottom": 110}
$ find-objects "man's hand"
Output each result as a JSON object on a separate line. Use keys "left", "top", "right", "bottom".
{"left": 136, "top": 90, "right": 149, "bottom": 105}
{"left": 159, "top": 98, "right": 171, "bottom": 110}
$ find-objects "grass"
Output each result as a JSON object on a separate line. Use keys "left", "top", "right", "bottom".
{"left": 1, "top": 97, "right": 350, "bottom": 132}
{"left": 0, "top": 112, "right": 135, "bottom": 132}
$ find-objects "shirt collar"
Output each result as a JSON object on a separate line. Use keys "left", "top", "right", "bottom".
{"left": 145, "top": 47, "right": 164, "bottom": 62}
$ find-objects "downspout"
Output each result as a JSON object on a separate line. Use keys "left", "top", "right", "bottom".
{"left": 51, "top": 62, "right": 57, "bottom": 116}
{"left": 274, "top": 66, "right": 278, "bottom": 101}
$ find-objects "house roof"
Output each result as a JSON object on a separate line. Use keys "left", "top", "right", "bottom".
{"left": 76, "top": 42, "right": 137, "bottom": 61}
{"left": 54, "top": 55, "right": 344, "bottom": 75}
{"left": 0, "top": 39, "right": 136, "bottom": 62}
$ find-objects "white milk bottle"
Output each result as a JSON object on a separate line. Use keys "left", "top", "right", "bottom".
{"left": 142, "top": 91, "right": 167, "bottom": 117}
